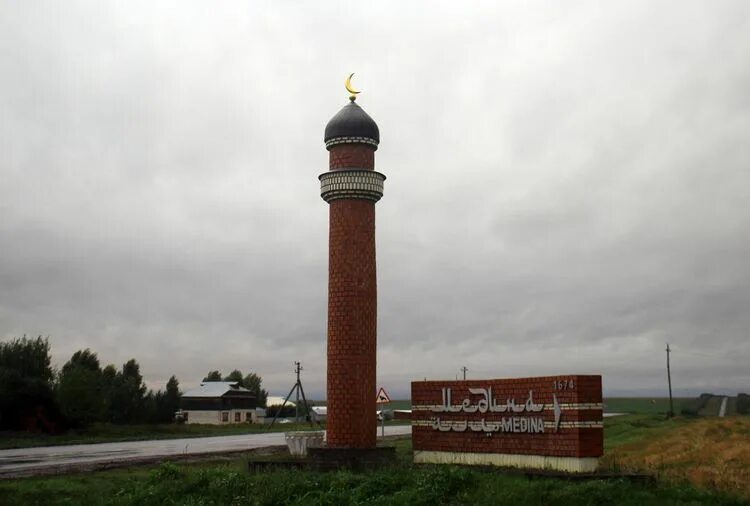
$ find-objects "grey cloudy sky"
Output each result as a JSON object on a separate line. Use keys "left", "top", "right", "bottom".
{"left": 2, "top": 1, "right": 749, "bottom": 398}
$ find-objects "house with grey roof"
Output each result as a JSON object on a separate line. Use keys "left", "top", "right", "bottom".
{"left": 179, "top": 381, "right": 263, "bottom": 424}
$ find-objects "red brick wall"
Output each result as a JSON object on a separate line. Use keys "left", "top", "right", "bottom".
{"left": 412, "top": 375, "right": 603, "bottom": 458}
{"left": 329, "top": 144, "right": 375, "bottom": 170}
{"left": 325, "top": 144, "right": 378, "bottom": 448}
{"left": 393, "top": 411, "right": 411, "bottom": 421}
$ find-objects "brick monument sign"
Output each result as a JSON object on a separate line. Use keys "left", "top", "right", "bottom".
{"left": 412, "top": 375, "right": 603, "bottom": 472}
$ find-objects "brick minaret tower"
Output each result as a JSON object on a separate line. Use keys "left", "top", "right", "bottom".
{"left": 319, "top": 86, "right": 385, "bottom": 449}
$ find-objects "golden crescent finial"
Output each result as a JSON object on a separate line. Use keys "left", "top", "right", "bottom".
{"left": 345, "top": 73, "right": 360, "bottom": 101}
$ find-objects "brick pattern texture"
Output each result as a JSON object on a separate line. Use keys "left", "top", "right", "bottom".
{"left": 412, "top": 375, "right": 603, "bottom": 458}
{"left": 329, "top": 144, "right": 375, "bottom": 171}
{"left": 325, "top": 143, "right": 378, "bottom": 449}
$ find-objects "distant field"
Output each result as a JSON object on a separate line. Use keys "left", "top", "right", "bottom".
{"left": 603, "top": 397, "right": 692, "bottom": 415}
{"left": 381, "top": 399, "right": 412, "bottom": 410}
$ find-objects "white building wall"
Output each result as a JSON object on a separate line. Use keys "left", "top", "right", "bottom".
{"left": 184, "top": 409, "right": 261, "bottom": 425}
{"left": 184, "top": 410, "right": 221, "bottom": 424}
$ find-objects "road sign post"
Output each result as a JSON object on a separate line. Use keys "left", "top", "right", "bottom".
{"left": 376, "top": 387, "right": 391, "bottom": 437}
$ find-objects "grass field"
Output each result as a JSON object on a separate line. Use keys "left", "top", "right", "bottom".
{"left": 601, "top": 415, "right": 750, "bottom": 500}
{"left": 602, "top": 413, "right": 691, "bottom": 450}
{"left": 381, "top": 399, "right": 412, "bottom": 410}
{"left": 1, "top": 434, "right": 747, "bottom": 505}
{"left": 603, "top": 397, "right": 692, "bottom": 415}
{"left": 1, "top": 415, "right": 749, "bottom": 505}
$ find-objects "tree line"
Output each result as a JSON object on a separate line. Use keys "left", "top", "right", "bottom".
{"left": 0, "top": 335, "right": 267, "bottom": 432}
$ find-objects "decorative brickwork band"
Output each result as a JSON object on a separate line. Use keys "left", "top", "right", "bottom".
{"left": 325, "top": 136, "right": 379, "bottom": 150}
{"left": 319, "top": 169, "right": 386, "bottom": 203}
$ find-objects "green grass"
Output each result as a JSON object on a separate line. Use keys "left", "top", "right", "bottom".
{"left": 0, "top": 422, "right": 323, "bottom": 450}
{"left": 602, "top": 414, "right": 691, "bottom": 450}
{"left": 1, "top": 437, "right": 746, "bottom": 505}
{"left": 601, "top": 415, "right": 750, "bottom": 498}
{"left": 381, "top": 399, "right": 412, "bottom": 410}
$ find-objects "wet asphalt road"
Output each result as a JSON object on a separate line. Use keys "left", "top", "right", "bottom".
{"left": 0, "top": 425, "right": 412, "bottom": 476}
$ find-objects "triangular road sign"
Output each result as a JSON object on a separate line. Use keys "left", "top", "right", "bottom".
{"left": 376, "top": 387, "right": 391, "bottom": 404}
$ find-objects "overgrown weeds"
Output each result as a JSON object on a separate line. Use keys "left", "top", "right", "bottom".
{"left": 601, "top": 416, "right": 750, "bottom": 499}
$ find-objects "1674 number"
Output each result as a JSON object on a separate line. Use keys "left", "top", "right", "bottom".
{"left": 553, "top": 379, "right": 575, "bottom": 390}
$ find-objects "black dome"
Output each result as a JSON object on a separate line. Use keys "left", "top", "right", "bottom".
{"left": 324, "top": 100, "right": 379, "bottom": 149}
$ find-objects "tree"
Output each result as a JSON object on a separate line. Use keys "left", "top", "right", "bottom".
{"left": 141, "top": 390, "right": 158, "bottom": 424}
{"left": 62, "top": 349, "right": 100, "bottom": 374}
{"left": 140, "top": 375, "right": 182, "bottom": 424}
{"left": 203, "top": 370, "right": 222, "bottom": 382}
{"left": 242, "top": 372, "right": 268, "bottom": 407}
{"left": 56, "top": 349, "right": 104, "bottom": 427}
{"left": 165, "top": 376, "right": 180, "bottom": 402}
{"left": 109, "top": 359, "right": 147, "bottom": 424}
{"left": 223, "top": 369, "right": 243, "bottom": 383}
{"left": 153, "top": 375, "right": 181, "bottom": 423}
{"left": 0, "top": 336, "right": 62, "bottom": 431}
{"left": 0, "top": 335, "right": 53, "bottom": 382}
{"left": 101, "top": 364, "right": 118, "bottom": 422}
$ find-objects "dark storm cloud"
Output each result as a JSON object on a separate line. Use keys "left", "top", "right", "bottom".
{"left": 1, "top": 1, "right": 749, "bottom": 398}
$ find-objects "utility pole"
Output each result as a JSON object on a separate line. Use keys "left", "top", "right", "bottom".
{"left": 267, "top": 360, "right": 313, "bottom": 430}
{"left": 666, "top": 344, "right": 674, "bottom": 418}
{"left": 461, "top": 366, "right": 468, "bottom": 380}
{"left": 295, "top": 361, "right": 301, "bottom": 423}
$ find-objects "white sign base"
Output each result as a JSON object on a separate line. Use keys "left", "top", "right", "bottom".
{"left": 413, "top": 450, "right": 599, "bottom": 473}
